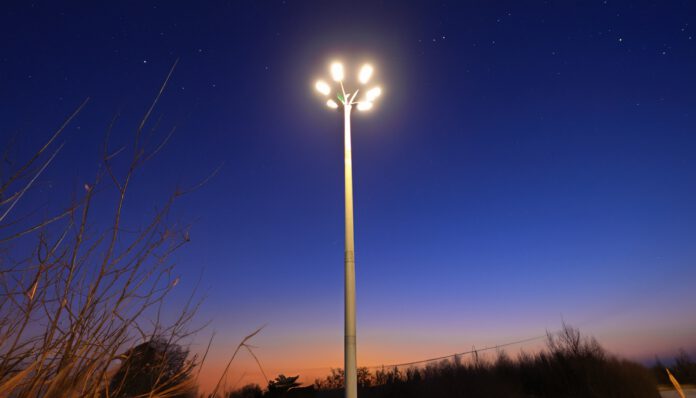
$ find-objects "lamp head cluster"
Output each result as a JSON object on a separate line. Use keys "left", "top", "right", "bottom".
{"left": 314, "top": 61, "right": 382, "bottom": 111}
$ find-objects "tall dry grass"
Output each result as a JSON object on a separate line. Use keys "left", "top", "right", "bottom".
{"left": 0, "top": 61, "right": 212, "bottom": 398}
{"left": 666, "top": 368, "right": 686, "bottom": 398}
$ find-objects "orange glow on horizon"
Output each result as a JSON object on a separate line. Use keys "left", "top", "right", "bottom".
{"left": 191, "top": 328, "right": 693, "bottom": 395}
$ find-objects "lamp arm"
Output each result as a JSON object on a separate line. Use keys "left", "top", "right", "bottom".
{"left": 339, "top": 81, "right": 347, "bottom": 99}
{"left": 349, "top": 90, "right": 360, "bottom": 104}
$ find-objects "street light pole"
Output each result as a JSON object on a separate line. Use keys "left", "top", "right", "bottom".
{"left": 314, "top": 61, "right": 381, "bottom": 398}
{"left": 343, "top": 101, "right": 357, "bottom": 398}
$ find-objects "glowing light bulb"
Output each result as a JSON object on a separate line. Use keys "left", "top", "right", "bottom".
{"left": 357, "top": 102, "right": 373, "bottom": 111}
{"left": 366, "top": 87, "right": 381, "bottom": 101}
{"left": 326, "top": 99, "right": 339, "bottom": 109}
{"left": 330, "top": 62, "right": 344, "bottom": 82}
{"left": 358, "top": 64, "right": 373, "bottom": 84}
{"left": 315, "top": 80, "right": 331, "bottom": 96}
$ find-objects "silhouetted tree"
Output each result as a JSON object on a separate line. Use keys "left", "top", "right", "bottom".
{"left": 651, "top": 356, "right": 669, "bottom": 384}
{"left": 357, "top": 367, "right": 373, "bottom": 388}
{"left": 267, "top": 374, "right": 301, "bottom": 397}
{"left": 313, "top": 367, "right": 372, "bottom": 390}
{"left": 673, "top": 349, "right": 696, "bottom": 383}
{"left": 109, "top": 337, "right": 195, "bottom": 398}
{"left": 227, "top": 383, "right": 263, "bottom": 398}
{"left": 315, "top": 368, "right": 343, "bottom": 389}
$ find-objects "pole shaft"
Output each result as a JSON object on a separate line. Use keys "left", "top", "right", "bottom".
{"left": 343, "top": 104, "right": 357, "bottom": 398}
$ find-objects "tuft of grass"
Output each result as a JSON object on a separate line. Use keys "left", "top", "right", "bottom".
{"left": 667, "top": 368, "right": 686, "bottom": 398}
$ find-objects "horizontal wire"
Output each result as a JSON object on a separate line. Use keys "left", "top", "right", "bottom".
{"left": 247, "top": 330, "right": 558, "bottom": 375}
{"left": 364, "top": 333, "right": 549, "bottom": 370}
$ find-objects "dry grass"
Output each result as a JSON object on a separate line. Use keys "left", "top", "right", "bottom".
{"left": 0, "top": 61, "right": 217, "bottom": 398}
{"left": 667, "top": 368, "right": 686, "bottom": 398}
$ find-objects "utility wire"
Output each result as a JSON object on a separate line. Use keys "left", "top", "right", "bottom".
{"left": 365, "top": 333, "right": 549, "bottom": 370}
{"left": 250, "top": 330, "right": 560, "bottom": 376}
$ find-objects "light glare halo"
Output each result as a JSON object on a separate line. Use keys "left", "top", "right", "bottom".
{"left": 330, "top": 62, "right": 345, "bottom": 81}
{"left": 358, "top": 64, "right": 373, "bottom": 84}
{"left": 357, "top": 102, "right": 373, "bottom": 111}
{"left": 326, "top": 99, "right": 339, "bottom": 109}
{"left": 366, "top": 87, "right": 382, "bottom": 101}
{"left": 315, "top": 80, "right": 331, "bottom": 96}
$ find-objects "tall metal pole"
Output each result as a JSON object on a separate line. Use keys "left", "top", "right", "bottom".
{"left": 343, "top": 103, "right": 358, "bottom": 398}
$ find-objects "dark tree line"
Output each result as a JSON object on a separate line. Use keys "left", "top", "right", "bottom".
{"left": 652, "top": 349, "right": 696, "bottom": 385}
{"left": 226, "top": 324, "right": 665, "bottom": 398}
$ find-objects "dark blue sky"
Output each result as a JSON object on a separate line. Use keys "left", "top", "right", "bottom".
{"left": 2, "top": 0, "right": 695, "bottom": 388}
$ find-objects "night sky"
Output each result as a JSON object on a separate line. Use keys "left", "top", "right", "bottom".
{"left": 2, "top": 0, "right": 695, "bottom": 390}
